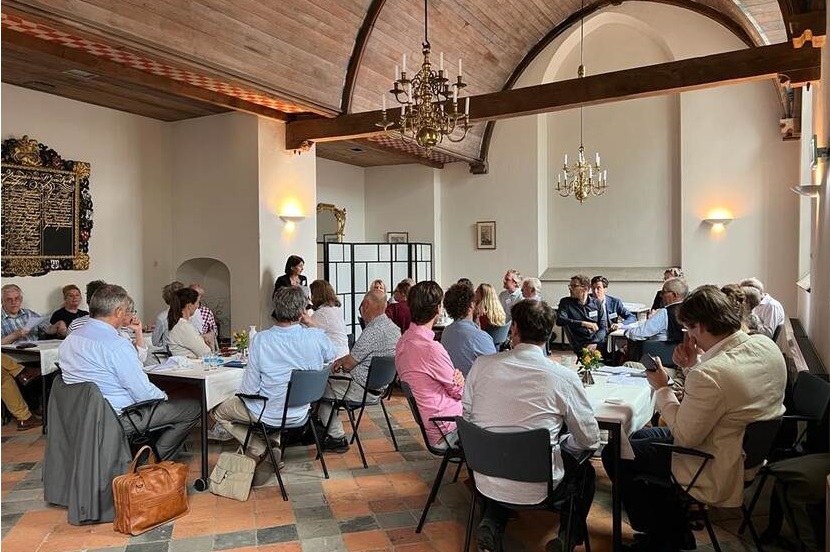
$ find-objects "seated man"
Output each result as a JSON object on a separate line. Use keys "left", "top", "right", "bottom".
{"left": 602, "top": 286, "right": 786, "bottom": 551}
{"left": 317, "top": 289, "right": 400, "bottom": 453}
{"left": 440, "top": 283, "right": 496, "bottom": 376}
{"left": 464, "top": 300, "right": 600, "bottom": 552}
{"left": 521, "top": 277, "right": 543, "bottom": 301}
{"left": 60, "top": 285, "right": 200, "bottom": 460}
{"left": 1, "top": 354, "right": 42, "bottom": 431}
{"left": 214, "top": 286, "right": 335, "bottom": 462}
{"left": 396, "top": 281, "right": 464, "bottom": 449}
{"left": 556, "top": 274, "right": 607, "bottom": 353}
{"left": 624, "top": 278, "right": 687, "bottom": 360}
{"left": 1, "top": 284, "right": 66, "bottom": 344}
{"left": 499, "top": 269, "right": 523, "bottom": 324}
{"left": 740, "top": 277, "right": 785, "bottom": 339}
{"left": 385, "top": 279, "right": 412, "bottom": 333}
{"left": 190, "top": 283, "right": 218, "bottom": 350}
{"left": 590, "top": 275, "right": 636, "bottom": 330}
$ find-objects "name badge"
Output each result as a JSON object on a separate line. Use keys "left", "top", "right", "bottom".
{"left": 588, "top": 310, "right": 598, "bottom": 319}
{"left": 609, "top": 313, "right": 618, "bottom": 321}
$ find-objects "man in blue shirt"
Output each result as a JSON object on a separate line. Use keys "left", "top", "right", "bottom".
{"left": 60, "top": 284, "right": 199, "bottom": 460}
{"left": 213, "top": 286, "right": 335, "bottom": 462}
{"left": 440, "top": 283, "right": 497, "bottom": 376}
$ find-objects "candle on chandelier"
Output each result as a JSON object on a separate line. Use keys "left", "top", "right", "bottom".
{"left": 458, "top": 59, "right": 462, "bottom": 78}
{"left": 402, "top": 103, "right": 407, "bottom": 116}
{"left": 382, "top": 94, "right": 386, "bottom": 112}
{"left": 603, "top": 170, "right": 608, "bottom": 181}
{"left": 465, "top": 97, "right": 470, "bottom": 116}
{"left": 453, "top": 87, "right": 457, "bottom": 104}
{"left": 440, "top": 52, "right": 444, "bottom": 72}
{"left": 557, "top": 173, "right": 562, "bottom": 185}
{"left": 564, "top": 153, "right": 568, "bottom": 166}
{"left": 589, "top": 166, "right": 593, "bottom": 178}
{"left": 395, "top": 65, "right": 400, "bottom": 81}
{"left": 595, "top": 152, "right": 600, "bottom": 165}
{"left": 402, "top": 54, "right": 407, "bottom": 74}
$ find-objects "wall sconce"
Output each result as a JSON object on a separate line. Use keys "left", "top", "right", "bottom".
{"left": 702, "top": 216, "right": 733, "bottom": 232}
{"left": 790, "top": 185, "right": 821, "bottom": 198}
{"left": 810, "top": 135, "right": 829, "bottom": 169}
{"left": 279, "top": 215, "right": 306, "bottom": 223}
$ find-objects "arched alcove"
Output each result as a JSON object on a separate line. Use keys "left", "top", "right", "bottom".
{"left": 176, "top": 258, "right": 231, "bottom": 338}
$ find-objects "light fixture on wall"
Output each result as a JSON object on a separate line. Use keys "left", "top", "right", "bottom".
{"left": 279, "top": 214, "right": 306, "bottom": 224}
{"left": 376, "top": 0, "right": 470, "bottom": 151}
{"left": 810, "top": 134, "right": 829, "bottom": 169}
{"left": 555, "top": 0, "right": 608, "bottom": 204}
{"left": 790, "top": 185, "right": 821, "bottom": 198}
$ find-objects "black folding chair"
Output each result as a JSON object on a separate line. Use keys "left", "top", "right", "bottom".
{"left": 120, "top": 399, "right": 175, "bottom": 460}
{"left": 400, "top": 381, "right": 465, "bottom": 532}
{"left": 641, "top": 340, "right": 677, "bottom": 368}
{"left": 236, "top": 369, "right": 330, "bottom": 501}
{"left": 456, "top": 417, "right": 594, "bottom": 552}
{"left": 321, "top": 355, "right": 399, "bottom": 468}
{"left": 483, "top": 323, "right": 510, "bottom": 349}
{"left": 640, "top": 417, "right": 782, "bottom": 552}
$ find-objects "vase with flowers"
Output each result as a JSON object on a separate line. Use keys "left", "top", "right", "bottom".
{"left": 577, "top": 347, "right": 603, "bottom": 385}
{"left": 232, "top": 330, "right": 250, "bottom": 360}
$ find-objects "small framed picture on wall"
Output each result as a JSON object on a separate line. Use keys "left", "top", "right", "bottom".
{"left": 476, "top": 221, "right": 496, "bottom": 249}
{"left": 387, "top": 232, "right": 409, "bottom": 244}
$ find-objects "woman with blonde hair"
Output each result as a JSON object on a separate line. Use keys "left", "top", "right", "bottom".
{"left": 474, "top": 283, "right": 506, "bottom": 330}
{"left": 309, "top": 280, "right": 350, "bottom": 357}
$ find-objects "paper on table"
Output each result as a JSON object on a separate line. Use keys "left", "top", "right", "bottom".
{"left": 595, "top": 366, "right": 645, "bottom": 376}
{"left": 23, "top": 316, "right": 49, "bottom": 331}
{"left": 606, "top": 375, "right": 651, "bottom": 386}
{"left": 146, "top": 357, "right": 185, "bottom": 372}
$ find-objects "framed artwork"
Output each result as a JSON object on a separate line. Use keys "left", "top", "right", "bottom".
{"left": 323, "top": 233, "right": 338, "bottom": 243}
{"left": 476, "top": 221, "right": 496, "bottom": 249}
{"left": 387, "top": 232, "right": 409, "bottom": 243}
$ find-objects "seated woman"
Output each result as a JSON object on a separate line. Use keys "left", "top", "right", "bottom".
{"left": 309, "top": 280, "right": 350, "bottom": 358}
{"left": 473, "top": 283, "right": 506, "bottom": 331}
{"left": 167, "top": 288, "right": 211, "bottom": 359}
{"left": 50, "top": 284, "right": 88, "bottom": 336}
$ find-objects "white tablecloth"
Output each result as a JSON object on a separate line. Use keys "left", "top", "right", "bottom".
{"left": 2, "top": 340, "right": 63, "bottom": 375}
{"left": 144, "top": 361, "right": 244, "bottom": 410}
{"left": 584, "top": 371, "right": 655, "bottom": 459}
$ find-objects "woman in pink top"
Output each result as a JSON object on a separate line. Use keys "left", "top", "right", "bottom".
{"left": 395, "top": 281, "right": 464, "bottom": 448}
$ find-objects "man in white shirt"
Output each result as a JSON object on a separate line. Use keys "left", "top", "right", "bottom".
{"left": 624, "top": 277, "right": 688, "bottom": 343}
{"left": 498, "top": 269, "right": 523, "bottom": 324}
{"left": 463, "top": 299, "right": 600, "bottom": 552}
{"left": 189, "top": 283, "right": 218, "bottom": 350}
{"left": 60, "top": 284, "right": 200, "bottom": 460}
{"left": 520, "top": 277, "right": 543, "bottom": 302}
{"left": 213, "top": 286, "right": 335, "bottom": 462}
{"left": 740, "top": 277, "right": 785, "bottom": 339}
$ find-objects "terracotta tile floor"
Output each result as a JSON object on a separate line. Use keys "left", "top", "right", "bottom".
{"left": 1, "top": 385, "right": 799, "bottom": 552}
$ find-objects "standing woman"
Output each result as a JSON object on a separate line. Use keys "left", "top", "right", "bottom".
{"left": 274, "top": 255, "right": 309, "bottom": 301}
{"left": 309, "top": 280, "right": 350, "bottom": 358}
{"left": 51, "top": 284, "right": 89, "bottom": 329}
{"left": 473, "top": 283, "right": 506, "bottom": 330}
{"left": 167, "top": 288, "right": 211, "bottom": 358}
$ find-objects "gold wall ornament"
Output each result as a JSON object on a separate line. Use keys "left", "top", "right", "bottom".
{"left": 316, "top": 203, "right": 346, "bottom": 242}
{"left": 1, "top": 136, "right": 94, "bottom": 277}
{"left": 293, "top": 140, "right": 313, "bottom": 155}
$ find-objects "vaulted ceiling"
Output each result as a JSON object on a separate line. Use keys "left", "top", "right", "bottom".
{"left": 0, "top": 0, "right": 819, "bottom": 168}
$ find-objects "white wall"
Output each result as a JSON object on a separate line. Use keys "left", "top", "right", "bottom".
{"left": 364, "top": 164, "right": 439, "bottom": 243}
{"left": 1, "top": 84, "right": 172, "bottom": 319}
{"left": 316, "top": 158, "right": 365, "bottom": 242}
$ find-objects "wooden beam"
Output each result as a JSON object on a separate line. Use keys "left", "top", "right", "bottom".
{"left": 1, "top": 27, "right": 291, "bottom": 122}
{"left": 286, "top": 42, "right": 821, "bottom": 149}
{"left": 340, "top": 0, "right": 386, "bottom": 114}
{"left": 787, "top": 11, "right": 827, "bottom": 47}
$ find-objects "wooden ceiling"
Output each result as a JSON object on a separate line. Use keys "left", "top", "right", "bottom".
{"left": 0, "top": 0, "right": 812, "bottom": 168}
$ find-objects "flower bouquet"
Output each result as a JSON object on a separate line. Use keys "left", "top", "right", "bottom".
{"left": 577, "top": 348, "right": 603, "bottom": 385}
{"left": 232, "top": 330, "right": 249, "bottom": 358}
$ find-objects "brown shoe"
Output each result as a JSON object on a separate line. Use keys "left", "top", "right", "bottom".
{"left": 15, "top": 367, "right": 41, "bottom": 387}
{"left": 17, "top": 416, "right": 42, "bottom": 431}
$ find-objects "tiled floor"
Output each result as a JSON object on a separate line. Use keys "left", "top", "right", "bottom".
{"left": 1, "top": 384, "right": 800, "bottom": 552}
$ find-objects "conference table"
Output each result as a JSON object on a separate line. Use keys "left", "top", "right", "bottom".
{"left": 144, "top": 359, "right": 245, "bottom": 491}
{"left": 583, "top": 367, "right": 656, "bottom": 550}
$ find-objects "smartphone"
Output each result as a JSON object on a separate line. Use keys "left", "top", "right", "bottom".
{"left": 640, "top": 353, "right": 660, "bottom": 372}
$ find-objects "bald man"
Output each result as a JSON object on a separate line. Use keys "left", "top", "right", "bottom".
{"left": 317, "top": 290, "right": 401, "bottom": 453}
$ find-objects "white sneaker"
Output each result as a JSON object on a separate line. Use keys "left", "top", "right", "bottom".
{"left": 207, "top": 425, "right": 234, "bottom": 441}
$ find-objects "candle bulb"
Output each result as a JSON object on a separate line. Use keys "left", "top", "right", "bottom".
{"left": 557, "top": 173, "right": 562, "bottom": 184}
{"left": 564, "top": 153, "right": 568, "bottom": 166}
{"left": 452, "top": 87, "right": 457, "bottom": 104}
{"left": 603, "top": 169, "right": 607, "bottom": 181}
{"left": 458, "top": 58, "right": 462, "bottom": 78}
{"left": 402, "top": 103, "right": 407, "bottom": 116}
{"left": 465, "top": 97, "right": 470, "bottom": 116}
{"left": 395, "top": 65, "right": 400, "bottom": 81}
{"left": 440, "top": 52, "right": 444, "bottom": 72}
{"left": 382, "top": 94, "right": 386, "bottom": 112}
{"left": 402, "top": 54, "right": 407, "bottom": 74}
{"left": 595, "top": 152, "right": 600, "bottom": 165}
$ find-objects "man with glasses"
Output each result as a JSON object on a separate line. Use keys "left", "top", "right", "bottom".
{"left": 556, "top": 274, "right": 608, "bottom": 354}
{"left": 60, "top": 284, "right": 199, "bottom": 460}
{"left": 625, "top": 277, "right": 687, "bottom": 344}
{"left": 1, "top": 284, "right": 65, "bottom": 344}
{"left": 499, "top": 269, "right": 523, "bottom": 324}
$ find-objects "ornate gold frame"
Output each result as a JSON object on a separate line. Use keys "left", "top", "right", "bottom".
{"left": 316, "top": 203, "right": 346, "bottom": 242}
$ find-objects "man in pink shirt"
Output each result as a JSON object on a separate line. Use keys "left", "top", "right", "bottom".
{"left": 396, "top": 281, "right": 464, "bottom": 449}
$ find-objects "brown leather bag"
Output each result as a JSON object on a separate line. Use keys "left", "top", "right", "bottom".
{"left": 112, "top": 445, "right": 189, "bottom": 535}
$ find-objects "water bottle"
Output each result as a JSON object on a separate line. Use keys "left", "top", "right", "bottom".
{"left": 248, "top": 325, "right": 257, "bottom": 343}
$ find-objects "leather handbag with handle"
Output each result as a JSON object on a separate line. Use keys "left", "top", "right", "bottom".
{"left": 112, "top": 445, "right": 189, "bottom": 535}
{"left": 208, "top": 449, "right": 256, "bottom": 501}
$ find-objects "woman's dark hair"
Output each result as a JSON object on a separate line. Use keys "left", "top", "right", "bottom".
{"left": 511, "top": 300, "right": 555, "bottom": 345}
{"left": 310, "top": 280, "right": 341, "bottom": 309}
{"left": 284, "top": 255, "right": 305, "bottom": 275}
{"left": 443, "top": 283, "right": 474, "bottom": 320}
{"left": 676, "top": 286, "right": 742, "bottom": 336}
{"left": 168, "top": 288, "right": 199, "bottom": 331}
{"left": 408, "top": 281, "right": 444, "bottom": 325}
{"left": 456, "top": 278, "right": 474, "bottom": 290}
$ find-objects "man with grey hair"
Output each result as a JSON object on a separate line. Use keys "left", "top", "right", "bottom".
{"left": 60, "top": 285, "right": 200, "bottom": 460}
{"left": 499, "top": 269, "right": 523, "bottom": 324}
{"left": 1, "top": 284, "right": 65, "bottom": 344}
{"left": 213, "top": 286, "right": 335, "bottom": 463}
{"left": 739, "top": 277, "right": 784, "bottom": 339}
{"left": 626, "top": 277, "right": 688, "bottom": 343}
{"left": 521, "top": 277, "right": 543, "bottom": 301}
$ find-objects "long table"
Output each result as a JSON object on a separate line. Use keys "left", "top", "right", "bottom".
{"left": 584, "top": 370, "right": 656, "bottom": 550}
{"left": 144, "top": 361, "right": 244, "bottom": 490}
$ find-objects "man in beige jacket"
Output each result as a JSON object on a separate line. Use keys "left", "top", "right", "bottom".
{"left": 602, "top": 285, "right": 786, "bottom": 551}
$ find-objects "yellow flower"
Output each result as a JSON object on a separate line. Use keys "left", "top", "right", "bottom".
{"left": 582, "top": 355, "right": 591, "bottom": 365}
{"left": 593, "top": 350, "right": 602, "bottom": 359}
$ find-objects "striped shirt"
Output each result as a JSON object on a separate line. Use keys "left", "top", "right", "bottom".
{"left": 2, "top": 308, "right": 50, "bottom": 340}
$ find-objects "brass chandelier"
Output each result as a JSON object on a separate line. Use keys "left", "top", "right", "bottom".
{"left": 377, "top": 0, "right": 471, "bottom": 151}
{"left": 556, "top": 1, "right": 608, "bottom": 203}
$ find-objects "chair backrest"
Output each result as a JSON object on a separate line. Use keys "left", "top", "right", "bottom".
{"left": 400, "top": 381, "right": 444, "bottom": 456}
{"left": 484, "top": 323, "right": 510, "bottom": 347}
{"left": 793, "top": 371, "right": 830, "bottom": 421}
{"left": 366, "top": 356, "right": 397, "bottom": 391}
{"left": 641, "top": 340, "right": 677, "bottom": 368}
{"left": 742, "top": 417, "right": 783, "bottom": 470}
{"left": 347, "top": 333, "right": 356, "bottom": 349}
{"left": 286, "top": 369, "right": 330, "bottom": 407}
{"left": 772, "top": 324, "right": 784, "bottom": 342}
{"left": 455, "top": 417, "right": 551, "bottom": 483}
